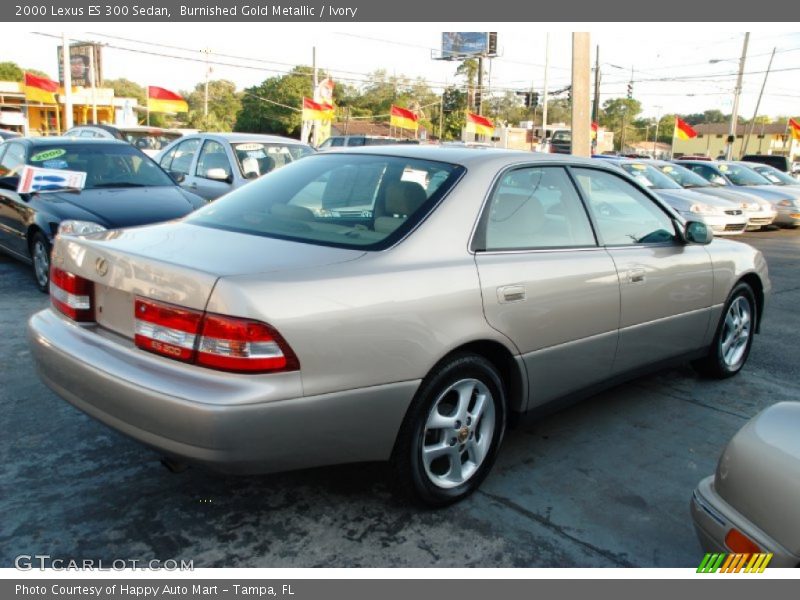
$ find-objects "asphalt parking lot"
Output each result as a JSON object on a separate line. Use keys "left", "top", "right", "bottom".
{"left": 1, "top": 229, "right": 798, "bottom": 568}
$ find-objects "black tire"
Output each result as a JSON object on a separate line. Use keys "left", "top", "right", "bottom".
{"left": 692, "top": 282, "right": 756, "bottom": 379}
{"left": 30, "top": 232, "right": 51, "bottom": 293}
{"left": 391, "top": 353, "right": 507, "bottom": 507}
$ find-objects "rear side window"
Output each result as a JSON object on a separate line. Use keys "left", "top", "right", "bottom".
{"left": 187, "top": 154, "right": 464, "bottom": 249}
{"left": 161, "top": 139, "right": 200, "bottom": 175}
{"left": 479, "top": 166, "right": 596, "bottom": 250}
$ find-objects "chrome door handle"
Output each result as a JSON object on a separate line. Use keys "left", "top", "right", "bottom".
{"left": 497, "top": 285, "right": 526, "bottom": 303}
{"left": 626, "top": 268, "right": 646, "bottom": 284}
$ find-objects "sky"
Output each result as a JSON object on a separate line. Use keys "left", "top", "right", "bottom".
{"left": 4, "top": 23, "right": 800, "bottom": 120}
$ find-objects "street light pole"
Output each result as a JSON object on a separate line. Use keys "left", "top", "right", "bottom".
{"left": 742, "top": 46, "right": 775, "bottom": 156}
{"left": 541, "top": 33, "right": 550, "bottom": 152}
{"left": 726, "top": 32, "right": 749, "bottom": 160}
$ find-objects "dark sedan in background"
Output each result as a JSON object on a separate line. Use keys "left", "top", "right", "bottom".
{"left": 0, "top": 137, "right": 206, "bottom": 291}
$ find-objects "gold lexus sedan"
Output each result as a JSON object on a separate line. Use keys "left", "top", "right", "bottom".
{"left": 28, "top": 147, "right": 770, "bottom": 505}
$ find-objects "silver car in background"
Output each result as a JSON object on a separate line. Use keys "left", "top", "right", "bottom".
{"left": 603, "top": 159, "right": 748, "bottom": 235}
{"left": 29, "top": 148, "right": 769, "bottom": 506}
{"left": 652, "top": 161, "right": 776, "bottom": 231}
{"left": 155, "top": 132, "right": 315, "bottom": 201}
{"left": 678, "top": 160, "right": 800, "bottom": 228}
{"left": 691, "top": 402, "right": 800, "bottom": 567}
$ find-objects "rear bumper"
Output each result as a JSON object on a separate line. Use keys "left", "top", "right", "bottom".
{"left": 690, "top": 476, "right": 799, "bottom": 567}
{"left": 28, "top": 309, "right": 418, "bottom": 474}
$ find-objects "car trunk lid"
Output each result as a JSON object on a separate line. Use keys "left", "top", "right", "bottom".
{"left": 51, "top": 222, "right": 366, "bottom": 338}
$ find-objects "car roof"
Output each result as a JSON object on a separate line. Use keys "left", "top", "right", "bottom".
{"left": 189, "top": 132, "right": 311, "bottom": 145}
{"left": 14, "top": 136, "right": 131, "bottom": 147}
{"left": 319, "top": 145, "right": 607, "bottom": 169}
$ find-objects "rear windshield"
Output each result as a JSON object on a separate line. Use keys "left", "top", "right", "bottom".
{"left": 656, "top": 163, "right": 711, "bottom": 188}
{"left": 122, "top": 131, "right": 182, "bottom": 152}
{"left": 27, "top": 143, "right": 174, "bottom": 188}
{"left": 186, "top": 153, "right": 464, "bottom": 249}
{"left": 619, "top": 163, "right": 682, "bottom": 190}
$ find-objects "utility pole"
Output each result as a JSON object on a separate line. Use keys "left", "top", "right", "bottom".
{"left": 88, "top": 44, "right": 98, "bottom": 123}
{"left": 202, "top": 48, "right": 211, "bottom": 127}
{"left": 592, "top": 45, "right": 600, "bottom": 126}
{"left": 61, "top": 33, "right": 73, "bottom": 131}
{"left": 653, "top": 105, "right": 663, "bottom": 158}
{"left": 476, "top": 56, "right": 484, "bottom": 115}
{"left": 541, "top": 33, "right": 550, "bottom": 152}
{"left": 438, "top": 92, "right": 444, "bottom": 141}
{"left": 743, "top": 46, "right": 775, "bottom": 156}
{"left": 312, "top": 46, "right": 319, "bottom": 147}
{"left": 571, "top": 33, "right": 591, "bottom": 157}
{"left": 726, "top": 32, "right": 750, "bottom": 160}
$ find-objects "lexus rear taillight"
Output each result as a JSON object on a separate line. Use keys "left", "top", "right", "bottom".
{"left": 133, "top": 296, "right": 298, "bottom": 374}
{"left": 198, "top": 314, "right": 299, "bottom": 373}
{"left": 135, "top": 298, "right": 202, "bottom": 361}
{"left": 50, "top": 267, "right": 94, "bottom": 322}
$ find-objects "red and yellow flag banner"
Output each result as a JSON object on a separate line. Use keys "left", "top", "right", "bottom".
{"left": 390, "top": 105, "right": 419, "bottom": 131}
{"left": 302, "top": 97, "right": 334, "bottom": 121}
{"left": 591, "top": 121, "right": 599, "bottom": 139}
{"left": 147, "top": 86, "right": 188, "bottom": 113}
{"left": 789, "top": 118, "right": 800, "bottom": 141}
{"left": 675, "top": 117, "right": 698, "bottom": 141}
{"left": 465, "top": 112, "right": 494, "bottom": 136}
{"left": 24, "top": 72, "right": 59, "bottom": 104}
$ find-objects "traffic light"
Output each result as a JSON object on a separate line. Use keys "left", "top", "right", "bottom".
{"left": 567, "top": 86, "right": 572, "bottom": 103}
{"left": 627, "top": 82, "right": 633, "bottom": 99}
{"left": 530, "top": 92, "right": 539, "bottom": 109}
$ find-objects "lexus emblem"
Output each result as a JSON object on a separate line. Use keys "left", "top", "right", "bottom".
{"left": 95, "top": 258, "right": 108, "bottom": 277}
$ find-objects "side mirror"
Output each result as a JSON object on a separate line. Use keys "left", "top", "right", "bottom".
{"left": 206, "top": 168, "right": 231, "bottom": 183}
{"left": 170, "top": 171, "right": 186, "bottom": 184}
{"left": 685, "top": 220, "right": 713, "bottom": 244}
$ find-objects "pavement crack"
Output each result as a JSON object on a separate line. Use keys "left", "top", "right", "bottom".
{"left": 478, "top": 491, "right": 635, "bottom": 567}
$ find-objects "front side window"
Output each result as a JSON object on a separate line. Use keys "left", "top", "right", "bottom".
{"left": 572, "top": 168, "right": 677, "bottom": 246}
{"left": 480, "top": 166, "right": 596, "bottom": 250}
{"left": 186, "top": 154, "right": 463, "bottom": 249}
{"left": 0, "top": 143, "right": 25, "bottom": 177}
{"left": 196, "top": 140, "right": 232, "bottom": 180}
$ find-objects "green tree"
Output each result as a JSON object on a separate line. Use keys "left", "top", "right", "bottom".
{"left": 0, "top": 61, "right": 50, "bottom": 81}
{"left": 486, "top": 90, "right": 528, "bottom": 126}
{"left": 600, "top": 97, "right": 643, "bottom": 150}
{"left": 235, "top": 66, "right": 320, "bottom": 136}
{"left": 184, "top": 79, "right": 241, "bottom": 131}
{"left": 441, "top": 86, "right": 467, "bottom": 140}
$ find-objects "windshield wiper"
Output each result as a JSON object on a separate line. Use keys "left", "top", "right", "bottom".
{"left": 92, "top": 182, "right": 147, "bottom": 188}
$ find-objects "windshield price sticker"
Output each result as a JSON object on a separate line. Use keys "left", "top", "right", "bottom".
{"left": 17, "top": 165, "right": 87, "bottom": 194}
{"left": 30, "top": 148, "right": 67, "bottom": 162}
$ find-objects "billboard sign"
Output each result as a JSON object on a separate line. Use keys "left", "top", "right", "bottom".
{"left": 441, "top": 32, "right": 498, "bottom": 59}
{"left": 57, "top": 43, "right": 103, "bottom": 87}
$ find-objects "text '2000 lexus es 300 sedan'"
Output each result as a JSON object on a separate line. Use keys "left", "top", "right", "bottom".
{"left": 28, "top": 147, "right": 769, "bottom": 505}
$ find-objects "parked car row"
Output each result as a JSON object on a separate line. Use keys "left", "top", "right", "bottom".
{"left": 0, "top": 132, "right": 315, "bottom": 290}
{"left": 595, "top": 155, "right": 800, "bottom": 232}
